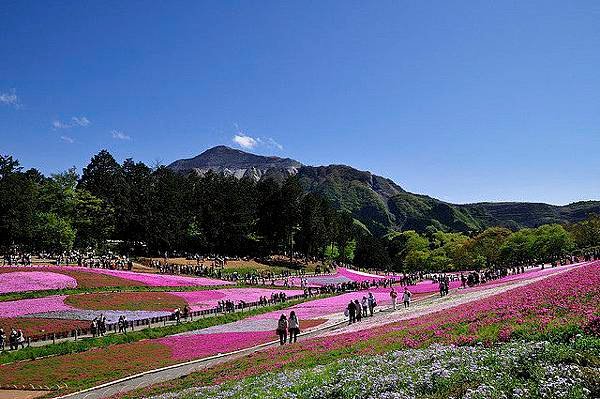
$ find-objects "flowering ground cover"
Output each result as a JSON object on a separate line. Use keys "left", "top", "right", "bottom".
{"left": 249, "top": 289, "right": 392, "bottom": 320}
{"left": 0, "top": 340, "right": 174, "bottom": 390}
{"left": 0, "top": 317, "right": 90, "bottom": 338}
{"left": 2, "top": 263, "right": 595, "bottom": 396}
{"left": 145, "top": 341, "right": 598, "bottom": 399}
{"left": 64, "top": 292, "right": 189, "bottom": 311}
{"left": 0, "top": 288, "right": 306, "bottom": 336}
{"left": 158, "top": 331, "right": 276, "bottom": 361}
{"left": 0, "top": 266, "right": 145, "bottom": 290}
{"left": 0, "top": 271, "right": 77, "bottom": 294}
{"left": 0, "top": 296, "right": 72, "bottom": 318}
{"left": 171, "top": 288, "right": 304, "bottom": 311}
{"left": 90, "top": 269, "right": 232, "bottom": 287}
{"left": 0, "top": 297, "right": 325, "bottom": 391}
{"left": 0, "top": 266, "right": 232, "bottom": 293}
{"left": 136, "top": 261, "right": 599, "bottom": 391}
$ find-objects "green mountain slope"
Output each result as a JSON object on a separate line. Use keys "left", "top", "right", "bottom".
{"left": 170, "top": 147, "right": 600, "bottom": 235}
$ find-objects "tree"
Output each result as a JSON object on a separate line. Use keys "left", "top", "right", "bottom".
{"left": 500, "top": 229, "right": 534, "bottom": 266}
{"left": 568, "top": 214, "right": 600, "bottom": 249}
{"left": 471, "top": 227, "right": 512, "bottom": 268}
{"left": 531, "top": 224, "right": 574, "bottom": 264}
{"left": 0, "top": 156, "right": 41, "bottom": 249}
{"left": 33, "top": 212, "right": 76, "bottom": 252}
{"left": 354, "top": 235, "right": 390, "bottom": 269}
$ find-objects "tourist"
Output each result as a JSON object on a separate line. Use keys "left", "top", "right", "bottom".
{"left": 90, "top": 318, "right": 97, "bottom": 337}
{"left": 288, "top": 311, "right": 300, "bottom": 343}
{"left": 174, "top": 308, "right": 181, "bottom": 324}
{"left": 361, "top": 296, "right": 368, "bottom": 317}
{"left": 354, "top": 299, "right": 362, "bottom": 322}
{"left": 183, "top": 305, "right": 190, "bottom": 320}
{"left": 390, "top": 288, "right": 398, "bottom": 310}
{"left": 347, "top": 301, "right": 356, "bottom": 324}
{"left": 403, "top": 287, "right": 412, "bottom": 308}
{"left": 368, "top": 292, "right": 376, "bottom": 317}
{"left": 16, "top": 329, "right": 25, "bottom": 349}
{"left": 9, "top": 328, "right": 17, "bottom": 350}
{"left": 277, "top": 314, "right": 288, "bottom": 345}
{"left": 0, "top": 328, "right": 5, "bottom": 351}
{"left": 98, "top": 314, "right": 106, "bottom": 336}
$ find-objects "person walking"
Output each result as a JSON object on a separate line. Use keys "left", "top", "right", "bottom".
{"left": 354, "top": 299, "right": 362, "bottom": 322}
{"left": 347, "top": 301, "right": 356, "bottom": 324}
{"left": 403, "top": 287, "right": 412, "bottom": 308}
{"left": 390, "top": 288, "right": 398, "bottom": 311}
{"left": 361, "top": 296, "right": 368, "bottom": 317}
{"left": 367, "top": 292, "right": 376, "bottom": 316}
{"left": 277, "top": 314, "right": 288, "bottom": 345}
{"left": 0, "top": 328, "right": 5, "bottom": 351}
{"left": 288, "top": 311, "right": 300, "bottom": 343}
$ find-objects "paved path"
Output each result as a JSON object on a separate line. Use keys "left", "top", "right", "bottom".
{"left": 53, "top": 263, "right": 581, "bottom": 399}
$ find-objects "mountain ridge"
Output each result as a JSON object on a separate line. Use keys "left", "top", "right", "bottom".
{"left": 167, "top": 146, "right": 600, "bottom": 234}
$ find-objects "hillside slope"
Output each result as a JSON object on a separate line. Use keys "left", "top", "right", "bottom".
{"left": 168, "top": 146, "right": 600, "bottom": 234}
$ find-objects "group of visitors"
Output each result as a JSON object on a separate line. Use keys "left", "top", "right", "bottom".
{"left": 2, "top": 252, "right": 32, "bottom": 266}
{"left": 90, "top": 315, "right": 107, "bottom": 337}
{"left": 172, "top": 306, "right": 191, "bottom": 323}
{"left": 276, "top": 311, "right": 301, "bottom": 345}
{"left": 0, "top": 328, "right": 26, "bottom": 350}
{"left": 389, "top": 287, "right": 412, "bottom": 310}
{"left": 346, "top": 292, "right": 378, "bottom": 324}
{"left": 438, "top": 277, "right": 450, "bottom": 296}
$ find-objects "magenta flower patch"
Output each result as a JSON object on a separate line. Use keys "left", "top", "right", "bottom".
{"left": 158, "top": 331, "right": 275, "bottom": 361}
{"left": 0, "top": 271, "right": 77, "bottom": 294}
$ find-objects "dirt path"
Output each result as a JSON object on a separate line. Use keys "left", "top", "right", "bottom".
{"left": 0, "top": 390, "right": 50, "bottom": 399}
{"left": 53, "top": 263, "right": 581, "bottom": 399}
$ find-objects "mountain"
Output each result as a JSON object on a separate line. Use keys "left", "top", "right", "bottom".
{"left": 167, "top": 145, "right": 302, "bottom": 181}
{"left": 168, "top": 146, "right": 600, "bottom": 235}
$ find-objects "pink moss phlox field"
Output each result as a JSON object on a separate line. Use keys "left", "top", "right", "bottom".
{"left": 250, "top": 290, "right": 392, "bottom": 321}
{"left": 172, "top": 288, "right": 304, "bottom": 311}
{"left": 0, "top": 271, "right": 77, "bottom": 293}
{"left": 0, "top": 296, "right": 73, "bottom": 318}
{"left": 336, "top": 267, "right": 395, "bottom": 282}
{"left": 158, "top": 331, "right": 274, "bottom": 361}
{"left": 87, "top": 269, "right": 232, "bottom": 287}
{"left": 0, "top": 265, "right": 232, "bottom": 287}
{"left": 464, "top": 263, "right": 580, "bottom": 293}
{"left": 335, "top": 261, "right": 600, "bottom": 347}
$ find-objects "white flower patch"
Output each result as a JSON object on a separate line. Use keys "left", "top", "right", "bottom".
{"left": 150, "top": 342, "right": 592, "bottom": 399}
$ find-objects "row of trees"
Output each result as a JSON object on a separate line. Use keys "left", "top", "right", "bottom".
{"left": 352, "top": 219, "right": 599, "bottom": 272}
{"left": 1, "top": 150, "right": 598, "bottom": 272}
{"left": 0, "top": 151, "right": 359, "bottom": 258}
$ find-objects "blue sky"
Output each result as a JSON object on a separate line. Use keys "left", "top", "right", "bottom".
{"left": 1, "top": 1, "right": 599, "bottom": 205}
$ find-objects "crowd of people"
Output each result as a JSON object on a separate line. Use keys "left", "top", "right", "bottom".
{"left": 2, "top": 250, "right": 134, "bottom": 270}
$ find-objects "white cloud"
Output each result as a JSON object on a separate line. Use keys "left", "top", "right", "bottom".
{"left": 52, "top": 116, "right": 91, "bottom": 129}
{"left": 60, "top": 135, "right": 75, "bottom": 144}
{"left": 231, "top": 132, "right": 284, "bottom": 151}
{"left": 53, "top": 120, "right": 69, "bottom": 129}
{"left": 0, "top": 89, "right": 21, "bottom": 108}
{"left": 266, "top": 137, "right": 283, "bottom": 150}
{"left": 72, "top": 116, "right": 90, "bottom": 127}
{"left": 111, "top": 130, "right": 131, "bottom": 140}
{"left": 232, "top": 134, "right": 258, "bottom": 149}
